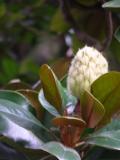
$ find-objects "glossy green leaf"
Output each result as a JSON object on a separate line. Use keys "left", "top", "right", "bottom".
{"left": 0, "top": 117, "right": 43, "bottom": 149}
{"left": 52, "top": 116, "right": 86, "bottom": 127}
{"left": 39, "top": 64, "right": 77, "bottom": 115}
{"left": 0, "top": 90, "right": 33, "bottom": 112}
{"left": 38, "top": 90, "right": 56, "bottom": 130}
{"left": 86, "top": 120, "right": 120, "bottom": 150}
{"left": 38, "top": 89, "right": 60, "bottom": 116}
{"left": 39, "top": 64, "right": 63, "bottom": 114}
{"left": 91, "top": 71, "right": 120, "bottom": 124}
{"left": 38, "top": 89, "right": 61, "bottom": 131}
{"left": 81, "top": 91, "right": 105, "bottom": 128}
{"left": 102, "top": 0, "right": 120, "bottom": 8}
{"left": 40, "top": 142, "right": 81, "bottom": 160}
{"left": 0, "top": 90, "right": 53, "bottom": 146}
{"left": 115, "top": 26, "right": 120, "bottom": 42}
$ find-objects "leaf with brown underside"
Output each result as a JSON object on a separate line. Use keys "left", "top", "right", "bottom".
{"left": 39, "top": 64, "right": 63, "bottom": 114}
{"left": 52, "top": 116, "right": 86, "bottom": 147}
{"left": 52, "top": 116, "right": 86, "bottom": 127}
{"left": 81, "top": 91, "right": 105, "bottom": 128}
{"left": 4, "top": 80, "right": 31, "bottom": 90}
{"left": 18, "top": 89, "right": 45, "bottom": 121}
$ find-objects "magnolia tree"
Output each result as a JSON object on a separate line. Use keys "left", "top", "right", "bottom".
{"left": 0, "top": 0, "right": 120, "bottom": 160}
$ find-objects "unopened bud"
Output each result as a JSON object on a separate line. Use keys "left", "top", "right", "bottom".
{"left": 67, "top": 46, "right": 108, "bottom": 97}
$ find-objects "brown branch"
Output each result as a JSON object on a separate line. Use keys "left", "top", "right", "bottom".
{"left": 101, "top": 10, "right": 113, "bottom": 51}
{"left": 95, "top": 0, "right": 113, "bottom": 51}
{"left": 59, "top": 0, "right": 102, "bottom": 51}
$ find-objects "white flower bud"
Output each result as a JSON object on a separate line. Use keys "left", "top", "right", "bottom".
{"left": 67, "top": 46, "right": 108, "bottom": 98}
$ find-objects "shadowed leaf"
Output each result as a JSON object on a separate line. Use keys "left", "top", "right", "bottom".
{"left": 81, "top": 91, "right": 105, "bottom": 128}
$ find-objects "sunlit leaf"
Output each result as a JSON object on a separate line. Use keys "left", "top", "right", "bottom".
{"left": 0, "top": 116, "right": 43, "bottom": 149}
{"left": 40, "top": 142, "right": 81, "bottom": 160}
{"left": 91, "top": 71, "right": 120, "bottom": 124}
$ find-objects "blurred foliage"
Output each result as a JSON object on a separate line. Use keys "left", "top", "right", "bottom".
{"left": 0, "top": 0, "right": 120, "bottom": 86}
{"left": 0, "top": 0, "right": 64, "bottom": 85}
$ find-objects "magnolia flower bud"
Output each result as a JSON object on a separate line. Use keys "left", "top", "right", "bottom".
{"left": 67, "top": 46, "right": 108, "bottom": 98}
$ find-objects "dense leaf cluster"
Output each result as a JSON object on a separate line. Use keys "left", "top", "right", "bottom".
{"left": 0, "top": 64, "right": 120, "bottom": 159}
